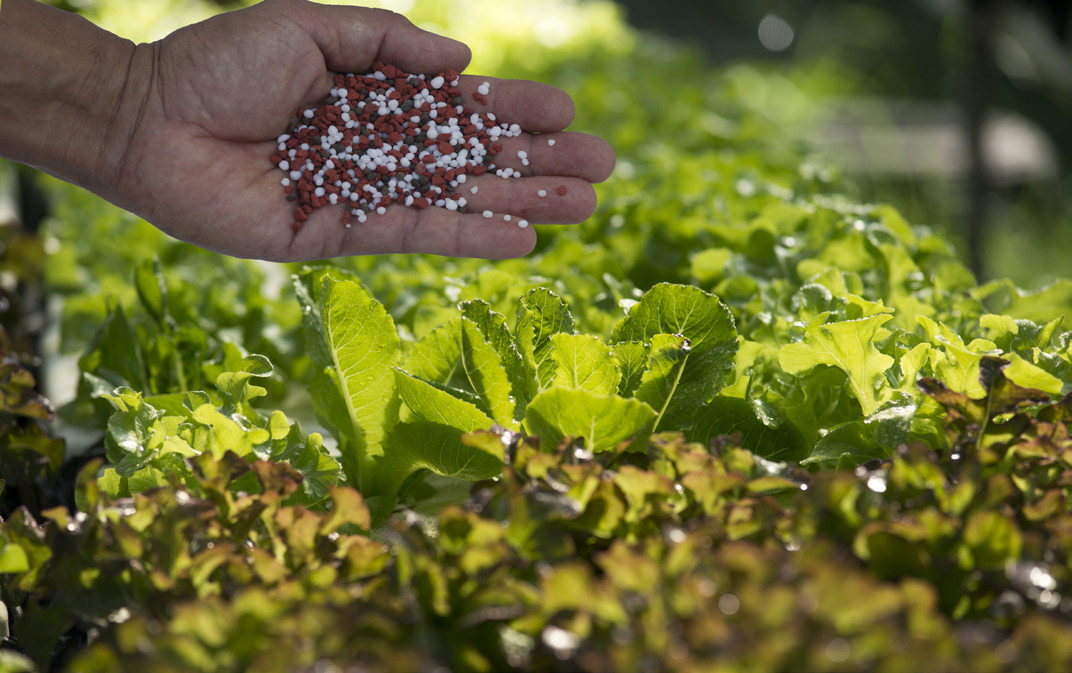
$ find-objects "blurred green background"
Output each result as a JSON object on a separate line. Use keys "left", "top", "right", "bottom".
{"left": 612, "top": 0, "right": 1072, "bottom": 289}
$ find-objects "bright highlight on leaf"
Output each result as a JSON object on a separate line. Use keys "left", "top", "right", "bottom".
{"left": 524, "top": 387, "right": 656, "bottom": 453}
{"left": 779, "top": 312, "right": 896, "bottom": 416}
{"left": 549, "top": 333, "right": 621, "bottom": 396}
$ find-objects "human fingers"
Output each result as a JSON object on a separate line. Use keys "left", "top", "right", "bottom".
{"left": 288, "top": 202, "right": 538, "bottom": 259}
{"left": 265, "top": 129, "right": 609, "bottom": 243}
{"left": 453, "top": 176, "right": 598, "bottom": 224}
{"left": 267, "top": 170, "right": 594, "bottom": 260}
{"left": 282, "top": 170, "right": 599, "bottom": 259}
{"left": 454, "top": 76, "right": 575, "bottom": 133}
{"left": 448, "top": 78, "right": 614, "bottom": 181}
{"left": 478, "top": 131, "right": 616, "bottom": 184}
{"left": 268, "top": 0, "right": 472, "bottom": 78}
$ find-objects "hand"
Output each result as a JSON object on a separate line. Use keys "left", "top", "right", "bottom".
{"left": 115, "top": 0, "right": 615, "bottom": 261}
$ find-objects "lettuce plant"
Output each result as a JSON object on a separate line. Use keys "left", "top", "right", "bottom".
{"left": 4, "top": 0, "right": 1072, "bottom": 670}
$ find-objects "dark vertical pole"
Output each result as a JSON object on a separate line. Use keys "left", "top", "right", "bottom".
{"left": 15, "top": 167, "right": 48, "bottom": 234}
{"left": 965, "top": 0, "right": 995, "bottom": 281}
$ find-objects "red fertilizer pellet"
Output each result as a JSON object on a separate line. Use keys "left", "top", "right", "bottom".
{"left": 272, "top": 62, "right": 525, "bottom": 231}
{"left": 556, "top": 185, "right": 568, "bottom": 196}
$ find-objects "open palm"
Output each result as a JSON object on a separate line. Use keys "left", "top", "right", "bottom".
{"left": 116, "top": 0, "right": 614, "bottom": 261}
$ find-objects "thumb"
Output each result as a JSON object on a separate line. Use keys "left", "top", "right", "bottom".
{"left": 267, "top": 0, "right": 472, "bottom": 76}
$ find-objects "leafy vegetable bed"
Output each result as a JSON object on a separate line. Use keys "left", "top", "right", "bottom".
{"left": 4, "top": 1, "right": 1072, "bottom": 671}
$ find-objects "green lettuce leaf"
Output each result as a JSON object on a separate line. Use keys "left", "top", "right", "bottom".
{"left": 394, "top": 369, "right": 495, "bottom": 432}
{"left": 801, "top": 404, "right": 914, "bottom": 468}
{"left": 78, "top": 302, "right": 149, "bottom": 396}
{"left": 514, "top": 288, "right": 576, "bottom": 392}
{"left": 402, "top": 317, "right": 515, "bottom": 428}
{"left": 688, "top": 396, "right": 808, "bottom": 462}
{"left": 460, "top": 299, "right": 532, "bottom": 417}
{"left": 611, "top": 283, "right": 738, "bottom": 431}
{"left": 611, "top": 341, "right": 650, "bottom": 398}
{"left": 376, "top": 422, "right": 505, "bottom": 497}
{"left": 353, "top": 370, "right": 502, "bottom": 499}
{"left": 779, "top": 312, "right": 896, "bottom": 416}
{"left": 549, "top": 333, "right": 621, "bottom": 397}
{"left": 294, "top": 269, "right": 401, "bottom": 489}
{"left": 524, "top": 388, "right": 656, "bottom": 453}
